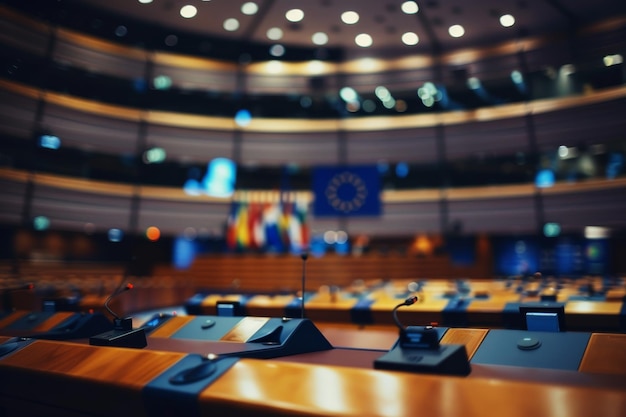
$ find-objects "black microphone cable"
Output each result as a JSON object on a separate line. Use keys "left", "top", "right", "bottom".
{"left": 392, "top": 295, "right": 418, "bottom": 330}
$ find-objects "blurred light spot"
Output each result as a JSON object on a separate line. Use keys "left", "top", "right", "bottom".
{"left": 448, "top": 24, "right": 465, "bottom": 38}
{"left": 180, "top": 5, "right": 197, "bottom": 18}
{"left": 114, "top": 25, "right": 128, "bottom": 37}
{"left": 108, "top": 228, "right": 124, "bottom": 242}
{"left": 235, "top": 109, "right": 252, "bottom": 127}
{"left": 402, "top": 32, "right": 419, "bottom": 45}
{"left": 396, "top": 162, "right": 409, "bottom": 178}
{"left": 312, "top": 32, "right": 329, "bottom": 45}
{"left": 286, "top": 9, "right": 304, "bottom": 22}
{"left": 241, "top": 2, "right": 258, "bottom": 15}
{"left": 355, "top": 33, "right": 373, "bottom": 47}
{"left": 146, "top": 226, "right": 161, "bottom": 241}
{"left": 143, "top": 147, "right": 166, "bottom": 164}
{"left": 270, "top": 44, "right": 285, "bottom": 57}
{"left": 33, "top": 216, "right": 50, "bottom": 231}
{"left": 401, "top": 1, "right": 419, "bottom": 14}
{"left": 39, "top": 134, "right": 61, "bottom": 149}
{"left": 224, "top": 18, "right": 240, "bottom": 31}
{"left": 341, "top": 11, "right": 359, "bottom": 24}
{"left": 543, "top": 223, "right": 561, "bottom": 237}
{"left": 499, "top": 14, "right": 515, "bottom": 28}
{"left": 267, "top": 27, "right": 283, "bottom": 40}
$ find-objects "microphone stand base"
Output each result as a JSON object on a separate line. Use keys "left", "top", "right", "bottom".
{"left": 374, "top": 343, "right": 471, "bottom": 376}
{"left": 89, "top": 319, "right": 147, "bottom": 349}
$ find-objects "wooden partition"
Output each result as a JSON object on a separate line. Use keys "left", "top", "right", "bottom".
{"left": 165, "top": 253, "right": 492, "bottom": 293}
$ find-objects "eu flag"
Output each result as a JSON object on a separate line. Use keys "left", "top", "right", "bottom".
{"left": 312, "top": 165, "right": 381, "bottom": 217}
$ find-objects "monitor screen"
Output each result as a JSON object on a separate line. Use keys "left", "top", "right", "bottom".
{"left": 519, "top": 303, "right": 565, "bottom": 332}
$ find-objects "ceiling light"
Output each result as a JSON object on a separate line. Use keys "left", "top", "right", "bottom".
{"left": 312, "top": 32, "right": 329, "bottom": 45}
{"left": 138, "top": 0, "right": 153, "bottom": 4}
{"left": 341, "top": 11, "right": 359, "bottom": 24}
{"left": 241, "top": 2, "right": 258, "bottom": 15}
{"left": 401, "top": 32, "right": 419, "bottom": 46}
{"left": 355, "top": 33, "right": 373, "bottom": 48}
{"left": 401, "top": 1, "right": 419, "bottom": 14}
{"left": 269, "top": 44, "right": 285, "bottom": 57}
{"left": 223, "top": 18, "right": 240, "bottom": 32}
{"left": 499, "top": 14, "right": 515, "bottom": 28}
{"left": 448, "top": 24, "right": 465, "bottom": 38}
{"left": 180, "top": 5, "right": 197, "bottom": 19}
{"left": 266, "top": 27, "right": 283, "bottom": 40}
{"left": 286, "top": 9, "right": 304, "bottom": 23}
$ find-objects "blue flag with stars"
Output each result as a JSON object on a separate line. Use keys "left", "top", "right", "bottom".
{"left": 312, "top": 165, "right": 381, "bottom": 217}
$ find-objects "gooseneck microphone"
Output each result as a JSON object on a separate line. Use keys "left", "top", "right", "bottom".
{"left": 392, "top": 295, "right": 418, "bottom": 330}
{"left": 89, "top": 281, "right": 147, "bottom": 349}
{"left": 104, "top": 283, "right": 134, "bottom": 322}
{"left": 300, "top": 251, "right": 309, "bottom": 319}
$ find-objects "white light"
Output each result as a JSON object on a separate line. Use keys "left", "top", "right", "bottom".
{"left": 336, "top": 231, "right": 348, "bottom": 244}
{"left": 603, "top": 54, "right": 623, "bottom": 67}
{"left": 312, "top": 32, "right": 329, "bottom": 45}
{"left": 355, "top": 33, "right": 373, "bottom": 48}
{"left": 307, "top": 60, "right": 325, "bottom": 74}
{"left": 467, "top": 77, "right": 481, "bottom": 90}
{"left": 269, "top": 44, "right": 285, "bottom": 57}
{"left": 323, "top": 230, "right": 337, "bottom": 244}
{"left": 341, "top": 11, "right": 359, "bottom": 24}
{"left": 266, "top": 60, "right": 284, "bottom": 74}
{"left": 558, "top": 145, "right": 569, "bottom": 159}
{"left": 241, "top": 2, "right": 258, "bottom": 15}
{"left": 339, "top": 87, "right": 358, "bottom": 102}
{"left": 180, "top": 5, "right": 197, "bottom": 19}
{"left": 499, "top": 14, "right": 515, "bottom": 28}
{"left": 223, "top": 18, "right": 240, "bottom": 31}
{"left": 585, "top": 226, "right": 610, "bottom": 239}
{"left": 138, "top": 0, "right": 153, "bottom": 4}
{"left": 266, "top": 27, "right": 283, "bottom": 40}
{"left": 286, "top": 9, "right": 304, "bottom": 23}
{"left": 375, "top": 86, "right": 391, "bottom": 100}
{"left": 401, "top": 32, "right": 419, "bottom": 45}
{"left": 401, "top": 1, "right": 419, "bottom": 14}
{"left": 511, "top": 70, "right": 524, "bottom": 84}
{"left": 448, "top": 24, "right": 465, "bottom": 38}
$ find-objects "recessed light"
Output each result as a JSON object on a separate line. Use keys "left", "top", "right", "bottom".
{"left": 401, "top": 1, "right": 419, "bottom": 14}
{"left": 266, "top": 27, "right": 283, "bottom": 40}
{"left": 312, "top": 32, "right": 329, "bottom": 45}
{"left": 180, "top": 5, "right": 197, "bottom": 19}
{"left": 341, "top": 11, "right": 359, "bottom": 24}
{"left": 448, "top": 24, "right": 465, "bottom": 38}
{"left": 500, "top": 14, "right": 515, "bottom": 28}
{"left": 241, "top": 2, "right": 258, "bottom": 15}
{"left": 223, "top": 18, "right": 240, "bottom": 31}
{"left": 355, "top": 33, "right": 373, "bottom": 47}
{"left": 401, "top": 32, "right": 419, "bottom": 45}
{"left": 286, "top": 9, "right": 305, "bottom": 23}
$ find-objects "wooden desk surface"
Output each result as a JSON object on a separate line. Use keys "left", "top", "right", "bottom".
{"left": 2, "top": 327, "right": 626, "bottom": 417}
{"left": 201, "top": 358, "right": 626, "bottom": 417}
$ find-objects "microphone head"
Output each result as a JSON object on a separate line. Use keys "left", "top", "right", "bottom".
{"left": 300, "top": 251, "right": 309, "bottom": 261}
{"left": 404, "top": 295, "right": 418, "bottom": 306}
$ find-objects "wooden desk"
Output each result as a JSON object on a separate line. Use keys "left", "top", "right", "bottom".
{"left": 1, "top": 326, "right": 626, "bottom": 417}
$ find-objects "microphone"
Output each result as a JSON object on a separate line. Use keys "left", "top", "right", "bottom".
{"left": 391, "top": 294, "right": 439, "bottom": 350}
{"left": 300, "top": 251, "right": 308, "bottom": 319}
{"left": 392, "top": 295, "right": 418, "bottom": 330}
{"left": 104, "top": 283, "right": 133, "bottom": 323}
{"left": 89, "top": 282, "right": 147, "bottom": 349}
